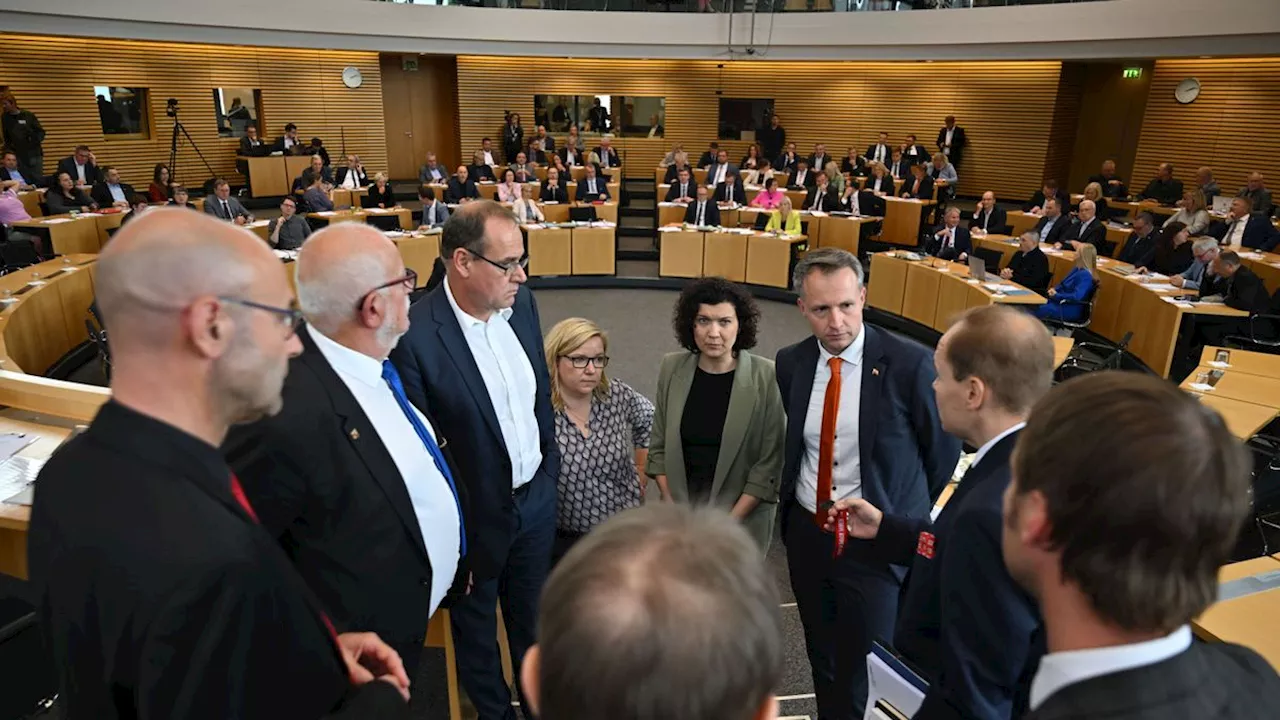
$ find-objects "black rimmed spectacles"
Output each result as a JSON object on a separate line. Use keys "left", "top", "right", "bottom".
{"left": 467, "top": 248, "right": 529, "bottom": 277}
{"left": 218, "top": 296, "right": 304, "bottom": 335}
{"left": 562, "top": 355, "right": 610, "bottom": 369}
{"left": 357, "top": 268, "right": 419, "bottom": 309}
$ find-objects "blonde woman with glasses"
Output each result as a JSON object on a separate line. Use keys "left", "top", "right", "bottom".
{"left": 544, "top": 317, "right": 654, "bottom": 562}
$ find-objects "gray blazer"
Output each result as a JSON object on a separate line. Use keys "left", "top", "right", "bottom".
{"left": 420, "top": 201, "right": 450, "bottom": 228}
{"left": 203, "top": 195, "right": 251, "bottom": 221}
{"left": 645, "top": 350, "right": 785, "bottom": 549}
{"left": 268, "top": 214, "right": 312, "bottom": 250}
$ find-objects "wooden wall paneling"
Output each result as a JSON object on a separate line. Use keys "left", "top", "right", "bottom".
{"left": 455, "top": 56, "right": 1065, "bottom": 200}
{"left": 0, "top": 33, "right": 387, "bottom": 193}
{"left": 1042, "top": 63, "right": 1084, "bottom": 191}
{"left": 1067, "top": 62, "right": 1153, "bottom": 192}
{"left": 380, "top": 54, "right": 461, "bottom": 180}
{"left": 1133, "top": 58, "right": 1280, "bottom": 197}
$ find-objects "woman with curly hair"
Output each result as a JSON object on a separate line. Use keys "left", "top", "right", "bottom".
{"left": 644, "top": 277, "right": 786, "bottom": 550}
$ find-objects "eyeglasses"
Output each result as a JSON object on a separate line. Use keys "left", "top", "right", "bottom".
{"left": 562, "top": 355, "right": 609, "bottom": 369}
{"left": 357, "top": 268, "right": 419, "bottom": 309}
{"left": 467, "top": 248, "right": 529, "bottom": 277}
{"left": 218, "top": 296, "right": 304, "bottom": 335}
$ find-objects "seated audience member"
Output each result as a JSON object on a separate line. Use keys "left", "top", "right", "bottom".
{"left": 1136, "top": 162, "right": 1183, "bottom": 205}
{"left": 775, "top": 142, "right": 800, "bottom": 174}
{"left": 1238, "top": 172, "right": 1273, "bottom": 217}
{"left": 559, "top": 141, "right": 583, "bottom": 167}
{"left": 865, "top": 161, "right": 896, "bottom": 196}
{"left": 865, "top": 131, "right": 892, "bottom": 168}
{"left": 805, "top": 173, "right": 838, "bottom": 212}
{"left": 273, "top": 122, "right": 302, "bottom": 154}
{"left": 55, "top": 145, "right": 98, "bottom": 187}
{"left": 295, "top": 154, "right": 333, "bottom": 193}
{"left": 546, "top": 152, "right": 570, "bottom": 180}
{"left": 166, "top": 185, "right": 196, "bottom": 210}
{"left": 1146, "top": 221, "right": 1194, "bottom": 276}
{"left": 901, "top": 133, "right": 930, "bottom": 165}
{"left": 1004, "top": 372, "right": 1280, "bottom": 718}
{"left": 576, "top": 164, "right": 610, "bottom": 202}
{"left": 744, "top": 158, "right": 774, "bottom": 186}
{"left": 683, "top": 185, "right": 720, "bottom": 227}
{"left": 418, "top": 152, "right": 447, "bottom": 184}
{"left": 1189, "top": 252, "right": 1277, "bottom": 352}
{"left": 497, "top": 169, "right": 522, "bottom": 203}
{"left": 591, "top": 136, "right": 621, "bottom": 169}
{"left": 418, "top": 185, "right": 449, "bottom": 228}
{"left": 335, "top": 154, "right": 370, "bottom": 189}
{"left": 148, "top": 163, "right": 172, "bottom": 204}
{"left": 1086, "top": 159, "right": 1127, "bottom": 199}
{"left": 510, "top": 153, "right": 537, "bottom": 183}
{"left": 1169, "top": 236, "right": 1220, "bottom": 291}
{"left": 1001, "top": 230, "right": 1051, "bottom": 293}
{"left": 524, "top": 140, "right": 546, "bottom": 166}
{"left": 1023, "top": 179, "right": 1067, "bottom": 214}
{"left": 1035, "top": 244, "right": 1096, "bottom": 323}
{"left": 1196, "top": 165, "right": 1221, "bottom": 202}
{"left": 838, "top": 183, "right": 867, "bottom": 216}
{"left": 119, "top": 194, "right": 149, "bottom": 225}
{"left": 1209, "top": 196, "right": 1278, "bottom": 251}
{"left": 470, "top": 151, "right": 496, "bottom": 182}
{"left": 841, "top": 146, "right": 864, "bottom": 176}
{"left": 0, "top": 180, "right": 43, "bottom": 251}
{"left": 740, "top": 144, "right": 763, "bottom": 172}
{"left": 765, "top": 197, "right": 801, "bottom": 234}
{"left": 660, "top": 142, "right": 685, "bottom": 168}
{"left": 787, "top": 159, "right": 814, "bottom": 190}
{"left": 477, "top": 137, "right": 498, "bottom": 167}
{"left": 750, "top": 177, "right": 785, "bottom": 210}
{"left": 1061, "top": 199, "right": 1106, "bottom": 253}
{"left": 304, "top": 175, "right": 334, "bottom": 213}
{"left": 566, "top": 123, "right": 585, "bottom": 152}
{"left": 203, "top": 178, "right": 253, "bottom": 224}
{"left": 1076, "top": 181, "right": 1112, "bottom": 222}
{"left": 541, "top": 167, "right": 570, "bottom": 204}
{"left": 445, "top": 166, "right": 479, "bottom": 204}
{"left": 929, "top": 207, "right": 971, "bottom": 261}
{"left": 511, "top": 183, "right": 544, "bottom": 224}
{"left": 808, "top": 143, "right": 831, "bottom": 173}
{"left": 543, "top": 318, "right": 654, "bottom": 562}
{"left": 696, "top": 141, "right": 720, "bottom": 169}
{"left": 1163, "top": 189, "right": 1210, "bottom": 235}
{"left": 706, "top": 149, "right": 736, "bottom": 188}
{"left": 969, "top": 191, "right": 1007, "bottom": 234}
{"left": 663, "top": 152, "right": 692, "bottom": 184}
{"left": 91, "top": 166, "right": 134, "bottom": 209}
{"left": 534, "top": 125, "right": 555, "bottom": 156}
{"left": 237, "top": 122, "right": 266, "bottom": 156}
{"left": 900, "top": 163, "right": 935, "bottom": 201}
{"left": 928, "top": 152, "right": 958, "bottom": 201}
{"left": 266, "top": 196, "right": 311, "bottom": 250}
{"left": 367, "top": 172, "right": 396, "bottom": 208}
{"left": 888, "top": 148, "right": 911, "bottom": 181}
{"left": 1118, "top": 211, "right": 1158, "bottom": 268}
{"left": 521, "top": 504, "right": 782, "bottom": 720}
{"left": 46, "top": 171, "right": 97, "bottom": 214}
{"left": 308, "top": 138, "right": 330, "bottom": 166}
{"left": 822, "top": 161, "right": 845, "bottom": 195}
{"left": 715, "top": 169, "right": 746, "bottom": 206}
{"left": 0, "top": 151, "right": 37, "bottom": 189}
{"left": 1033, "top": 198, "right": 1070, "bottom": 247}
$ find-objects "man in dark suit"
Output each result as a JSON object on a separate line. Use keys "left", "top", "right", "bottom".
{"left": 28, "top": 210, "right": 411, "bottom": 719}
{"left": 902, "top": 133, "right": 930, "bottom": 166}
{"left": 1118, "top": 211, "right": 1158, "bottom": 268}
{"left": 591, "top": 136, "right": 621, "bottom": 169}
{"left": 928, "top": 207, "right": 972, "bottom": 261}
{"left": 665, "top": 168, "right": 696, "bottom": 203}
{"left": 705, "top": 149, "right": 737, "bottom": 188}
{"left": 1022, "top": 180, "right": 1068, "bottom": 213}
{"left": 1209, "top": 196, "right": 1280, "bottom": 252}
{"left": 1061, "top": 199, "right": 1107, "bottom": 253}
{"left": 805, "top": 173, "right": 839, "bottom": 212}
{"left": 865, "top": 131, "right": 891, "bottom": 168}
{"left": 809, "top": 143, "right": 831, "bottom": 174}
{"left": 224, "top": 225, "right": 467, "bottom": 676}
{"left": 540, "top": 168, "right": 570, "bottom": 204}
{"left": 776, "top": 142, "right": 800, "bottom": 174}
{"left": 788, "top": 159, "right": 815, "bottom": 190}
{"left": 1002, "top": 230, "right": 1051, "bottom": 294}
{"left": 1006, "top": 372, "right": 1280, "bottom": 719}
{"left": 760, "top": 114, "right": 786, "bottom": 163}
{"left": 418, "top": 185, "right": 451, "bottom": 229}
{"left": 274, "top": 122, "right": 303, "bottom": 155}
{"left": 1136, "top": 162, "right": 1183, "bottom": 205}
{"left": 969, "top": 191, "right": 1008, "bottom": 234}
{"left": 390, "top": 201, "right": 560, "bottom": 720}
{"left": 684, "top": 185, "right": 721, "bottom": 227}
{"left": 776, "top": 248, "right": 961, "bottom": 720}
{"left": 576, "top": 164, "right": 610, "bottom": 202}
{"left": 236, "top": 123, "right": 268, "bottom": 178}
{"left": 90, "top": 165, "right": 135, "bottom": 209}
{"left": 1189, "top": 251, "right": 1276, "bottom": 350}
{"left": 888, "top": 149, "right": 911, "bottom": 182}
{"left": 587, "top": 98, "right": 609, "bottom": 133}
{"left": 1086, "top": 159, "right": 1127, "bottom": 199}
{"left": 714, "top": 168, "right": 746, "bottom": 206}
{"left": 54, "top": 144, "right": 98, "bottom": 188}
{"left": 1033, "top": 198, "right": 1070, "bottom": 247}
{"left": 828, "top": 305, "right": 1052, "bottom": 719}
{"left": 445, "top": 165, "right": 480, "bottom": 204}
{"left": 936, "top": 115, "right": 967, "bottom": 167}
{"left": 0, "top": 150, "right": 37, "bottom": 189}
{"left": 204, "top": 178, "right": 255, "bottom": 224}
{"left": 696, "top": 141, "right": 720, "bottom": 170}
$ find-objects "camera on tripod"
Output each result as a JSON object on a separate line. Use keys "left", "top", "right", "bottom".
{"left": 165, "top": 98, "right": 179, "bottom": 118}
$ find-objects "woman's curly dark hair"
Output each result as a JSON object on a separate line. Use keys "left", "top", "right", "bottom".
{"left": 672, "top": 277, "right": 760, "bottom": 353}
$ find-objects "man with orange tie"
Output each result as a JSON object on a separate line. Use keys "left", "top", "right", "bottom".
{"left": 775, "top": 248, "right": 959, "bottom": 720}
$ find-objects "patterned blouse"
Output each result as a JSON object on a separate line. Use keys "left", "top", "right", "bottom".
{"left": 554, "top": 380, "right": 655, "bottom": 534}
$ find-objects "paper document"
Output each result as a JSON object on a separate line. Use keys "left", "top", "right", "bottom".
{"left": 247, "top": 220, "right": 270, "bottom": 227}
{"left": 315, "top": 211, "right": 337, "bottom": 217}
{"left": 865, "top": 643, "right": 927, "bottom": 720}
{"left": 1187, "top": 382, "right": 1215, "bottom": 392}
{"left": 42, "top": 217, "right": 74, "bottom": 224}
{"left": 1161, "top": 297, "right": 1194, "bottom": 308}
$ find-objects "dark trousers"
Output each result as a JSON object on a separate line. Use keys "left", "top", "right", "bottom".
{"left": 786, "top": 503, "right": 900, "bottom": 720}
{"left": 451, "top": 472, "right": 555, "bottom": 720}
{"left": 550, "top": 528, "right": 584, "bottom": 567}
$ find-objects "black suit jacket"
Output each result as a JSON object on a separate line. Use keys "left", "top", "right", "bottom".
{"left": 576, "top": 176, "right": 610, "bottom": 201}
{"left": 936, "top": 126, "right": 967, "bottom": 165}
{"left": 787, "top": 168, "right": 815, "bottom": 190}
{"left": 928, "top": 225, "right": 972, "bottom": 261}
{"left": 697, "top": 151, "right": 716, "bottom": 168}
{"left": 1209, "top": 214, "right": 1280, "bottom": 252}
{"left": 1064, "top": 218, "right": 1107, "bottom": 253}
{"left": 808, "top": 154, "right": 832, "bottom": 172}
{"left": 1118, "top": 230, "right": 1158, "bottom": 268}
{"left": 714, "top": 179, "right": 747, "bottom": 205}
{"left": 334, "top": 167, "right": 370, "bottom": 188}
{"left": 1034, "top": 215, "right": 1071, "bottom": 247}
{"left": 684, "top": 199, "right": 721, "bottom": 226}
{"left": 238, "top": 136, "right": 268, "bottom": 156}
{"left": 1086, "top": 173, "right": 1128, "bottom": 199}
{"left": 879, "top": 432, "right": 1041, "bottom": 720}
{"left": 804, "top": 185, "right": 839, "bottom": 212}
{"left": 273, "top": 136, "right": 304, "bottom": 155}
{"left": 54, "top": 155, "right": 99, "bottom": 187}
{"left": 224, "top": 326, "right": 466, "bottom": 674}
{"left": 29, "top": 400, "right": 407, "bottom": 719}
{"left": 1008, "top": 248, "right": 1051, "bottom": 293}
{"left": 90, "top": 180, "right": 135, "bottom": 207}
{"left": 866, "top": 174, "right": 896, "bottom": 196}
{"left": 968, "top": 206, "right": 1008, "bottom": 234}
{"left": 665, "top": 180, "right": 696, "bottom": 203}
{"left": 775, "top": 330, "right": 960, "bottom": 542}
{"left": 469, "top": 164, "right": 496, "bottom": 183}
{"left": 775, "top": 152, "right": 800, "bottom": 174}
{"left": 593, "top": 146, "right": 621, "bottom": 168}
{"left": 1025, "top": 642, "right": 1280, "bottom": 720}
{"left": 1023, "top": 189, "right": 1068, "bottom": 213}
{"left": 540, "top": 181, "right": 569, "bottom": 204}
{"left": 558, "top": 146, "right": 582, "bottom": 167}
{"left": 389, "top": 285, "right": 560, "bottom": 581}
{"left": 445, "top": 177, "right": 479, "bottom": 204}
{"left": 900, "top": 176, "right": 935, "bottom": 201}
{"left": 366, "top": 183, "right": 396, "bottom": 208}
{"left": 865, "top": 143, "right": 892, "bottom": 166}
{"left": 663, "top": 165, "right": 691, "bottom": 184}
{"left": 1224, "top": 266, "right": 1272, "bottom": 315}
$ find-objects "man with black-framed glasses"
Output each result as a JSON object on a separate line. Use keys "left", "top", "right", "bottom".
{"left": 225, "top": 222, "right": 467, "bottom": 678}
{"left": 391, "top": 200, "right": 559, "bottom": 720}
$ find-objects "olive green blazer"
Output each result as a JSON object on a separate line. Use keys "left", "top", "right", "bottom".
{"left": 644, "top": 349, "right": 786, "bottom": 549}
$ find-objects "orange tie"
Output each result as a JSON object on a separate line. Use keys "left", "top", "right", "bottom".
{"left": 815, "top": 356, "right": 843, "bottom": 525}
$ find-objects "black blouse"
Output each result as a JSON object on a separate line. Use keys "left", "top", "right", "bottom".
{"left": 680, "top": 365, "right": 735, "bottom": 504}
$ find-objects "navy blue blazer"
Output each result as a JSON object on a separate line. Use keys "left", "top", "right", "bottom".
{"left": 879, "top": 431, "right": 1042, "bottom": 720}
{"left": 929, "top": 225, "right": 971, "bottom": 261}
{"left": 389, "top": 284, "right": 560, "bottom": 581}
{"left": 775, "top": 328, "right": 960, "bottom": 543}
{"left": 1208, "top": 214, "right": 1280, "bottom": 253}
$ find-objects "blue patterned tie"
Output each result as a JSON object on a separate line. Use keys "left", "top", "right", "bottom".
{"left": 381, "top": 360, "right": 466, "bottom": 557}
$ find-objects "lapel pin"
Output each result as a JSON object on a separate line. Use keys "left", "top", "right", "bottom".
{"left": 349, "top": 428, "right": 360, "bottom": 440}
{"left": 872, "top": 368, "right": 880, "bottom": 376}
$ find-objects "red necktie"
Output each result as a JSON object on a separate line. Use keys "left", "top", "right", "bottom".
{"left": 815, "top": 357, "right": 843, "bottom": 525}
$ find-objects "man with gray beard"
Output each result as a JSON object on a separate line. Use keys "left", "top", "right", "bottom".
{"left": 225, "top": 223, "right": 468, "bottom": 676}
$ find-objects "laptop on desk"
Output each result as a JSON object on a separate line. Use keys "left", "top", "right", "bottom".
{"left": 968, "top": 255, "right": 987, "bottom": 282}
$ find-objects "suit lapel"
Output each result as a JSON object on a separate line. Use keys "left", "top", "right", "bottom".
{"left": 785, "top": 337, "right": 819, "bottom": 477}
{"left": 711, "top": 352, "right": 758, "bottom": 498}
{"left": 859, "top": 326, "right": 887, "bottom": 493}
{"left": 428, "top": 288, "right": 508, "bottom": 451}
{"left": 665, "top": 354, "right": 697, "bottom": 490}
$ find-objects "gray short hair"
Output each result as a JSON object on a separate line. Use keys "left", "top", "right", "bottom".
{"left": 536, "top": 504, "right": 782, "bottom": 720}
{"left": 1192, "top": 236, "right": 1219, "bottom": 253}
{"left": 296, "top": 242, "right": 389, "bottom": 335}
{"left": 792, "top": 247, "right": 864, "bottom": 294}
{"left": 1021, "top": 230, "right": 1041, "bottom": 244}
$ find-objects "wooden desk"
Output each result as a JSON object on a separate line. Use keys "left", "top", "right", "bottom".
{"left": 867, "top": 252, "right": 1045, "bottom": 332}
{"left": 653, "top": 167, "right": 705, "bottom": 188}
{"left": 880, "top": 197, "right": 933, "bottom": 247}
{"left": 330, "top": 187, "right": 369, "bottom": 209}
{"left": 391, "top": 232, "right": 441, "bottom": 277}
{"left": 1200, "top": 346, "right": 1280, "bottom": 379}
{"left": 818, "top": 216, "right": 871, "bottom": 256}
{"left": 1196, "top": 393, "right": 1280, "bottom": 440}
{"left": 0, "top": 410, "right": 82, "bottom": 579}
{"left": 0, "top": 256, "right": 98, "bottom": 376}
{"left": 1237, "top": 250, "right": 1280, "bottom": 295}
{"left": 745, "top": 232, "right": 807, "bottom": 289}
{"left": 571, "top": 226, "right": 616, "bottom": 275}
{"left": 1194, "top": 556, "right": 1280, "bottom": 671}
{"left": 284, "top": 156, "right": 314, "bottom": 188}
{"left": 1181, "top": 369, "right": 1280, "bottom": 408}
{"left": 246, "top": 155, "right": 289, "bottom": 197}
{"left": 11, "top": 214, "right": 103, "bottom": 254}
{"left": 659, "top": 229, "right": 706, "bottom": 278}
{"left": 657, "top": 201, "right": 688, "bottom": 228}
{"left": 17, "top": 190, "right": 44, "bottom": 218}
{"left": 307, "top": 208, "right": 413, "bottom": 231}
{"left": 539, "top": 203, "right": 569, "bottom": 224}
{"left": 1114, "top": 200, "right": 1178, "bottom": 220}
{"left": 1053, "top": 337, "right": 1074, "bottom": 369}
{"left": 1006, "top": 210, "right": 1041, "bottom": 239}
{"left": 525, "top": 226, "right": 572, "bottom": 276}
{"left": 702, "top": 231, "right": 749, "bottom": 282}
{"left": 564, "top": 181, "right": 621, "bottom": 203}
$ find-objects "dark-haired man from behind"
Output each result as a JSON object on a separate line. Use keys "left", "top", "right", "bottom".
{"left": 522, "top": 504, "right": 783, "bottom": 720}
{"left": 1005, "top": 371, "right": 1280, "bottom": 719}
{"left": 828, "top": 304, "right": 1054, "bottom": 719}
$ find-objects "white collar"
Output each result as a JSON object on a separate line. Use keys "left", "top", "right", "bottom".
{"left": 308, "top": 325, "right": 385, "bottom": 389}
{"left": 818, "top": 326, "right": 865, "bottom": 368}
{"left": 1029, "top": 625, "right": 1192, "bottom": 711}
{"left": 970, "top": 421, "right": 1025, "bottom": 469}
{"left": 444, "top": 276, "right": 512, "bottom": 328}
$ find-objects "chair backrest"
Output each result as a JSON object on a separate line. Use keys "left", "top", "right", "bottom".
{"left": 569, "top": 206, "right": 597, "bottom": 222}
{"left": 366, "top": 214, "right": 401, "bottom": 232}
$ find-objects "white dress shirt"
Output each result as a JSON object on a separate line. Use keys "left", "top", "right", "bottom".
{"left": 846, "top": 190, "right": 861, "bottom": 215}
{"left": 1225, "top": 216, "right": 1248, "bottom": 249}
{"left": 797, "top": 328, "right": 866, "bottom": 513}
{"left": 340, "top": 169, "right": 360, "bottom": 190}
{"left": 944, "top": 127, "right": 955, "bottom": 153}
{"left": 309, "top": 327, "right": 461, "bottom": 614}
{"left": 443, "top": 278, "right": 541, "bottom": 488}
{"left": 1029, "top": 625, "right": 1192, "bottom": 711}
{"left": 713, "top": 164, "right": 727, "bottom": 185}
{"left": 75, "top": 161, "right": 88, "bottom": 184}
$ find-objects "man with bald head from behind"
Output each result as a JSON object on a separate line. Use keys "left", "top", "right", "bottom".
{"left": 225, "top": 224, "right": 467, "bottom": 677}
{"left": 28, "top": 209, "right": 412, "bottom": 720}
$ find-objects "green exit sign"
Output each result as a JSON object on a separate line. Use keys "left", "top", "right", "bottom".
{"left": 1123, "top": 67, "right": 1143, "bottom": 79}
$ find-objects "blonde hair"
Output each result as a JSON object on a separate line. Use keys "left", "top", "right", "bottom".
{"left": 869, "top": 161, "right": 888, "bottom": 175}
{"left": 1084, "top": 182, "right": 1103, "bottom": 201}
{"left": 374, "top": 171, "right": 387, "bottom": 183}
{"left": 823, "top": 161, "right": 840, "bottom": 181}
{"left": 779, "top": 196, "right": 793, "bottom": 216}
{"left": 545, "top": 317, "right": 610, "bottom": 410}
{"left": 472, "top": 150, "right": 486, "bottom": 165}
{"left": 1185, "top": 189, "right": 1207, "bottom": 213}
{"left": 1075, "top": 243, "right": 1098, "bottom": 274}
